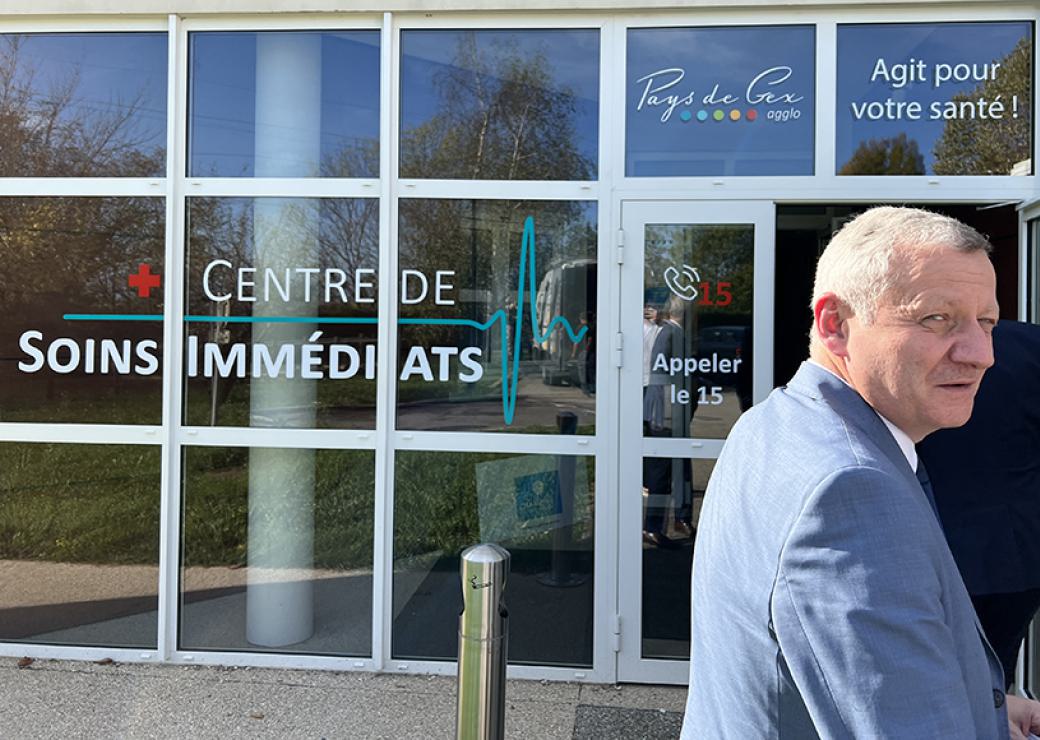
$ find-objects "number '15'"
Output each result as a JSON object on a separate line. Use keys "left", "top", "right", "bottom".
{"left": 697, "top": 282, "right": 732, "bottom": 307}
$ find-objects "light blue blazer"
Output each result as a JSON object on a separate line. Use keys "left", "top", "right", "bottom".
{"left": 681, "top": 362, "right": 1008, "bottom": 739}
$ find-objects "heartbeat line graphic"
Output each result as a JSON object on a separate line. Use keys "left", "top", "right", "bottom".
{"left": 62, "top": 216, "right": 588, "bottom": 425}
{"left": 398, "top": 216, "right": 588, "bottom": 424}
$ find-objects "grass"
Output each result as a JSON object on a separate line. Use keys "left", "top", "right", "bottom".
{"left": 0, "top": 443, "right": 161, "bottom": 564}
{"left": 0, "top": 443, "right": 594, "bottom": 571}
{"left": 181, "top": 446, "right": 375, "bottom": 570}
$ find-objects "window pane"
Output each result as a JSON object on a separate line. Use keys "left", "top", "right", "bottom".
{"left": 0, "top": 33, "right": 167, "bottom": 177}
{"left": 837, "top": 22, "right": 1033, "bottom": 175}
{"left": 393, "top": 451, "right": 594, "bottom": 667}
{"left": 189, "top": 31, "right": 380, "bottom": 178}
{"left": 397, "top": 200, "right": 597, "bottom": 434}
{"left": 641, "top": 457, "right": 714, "bottom": 660}
{"left": 0, "top": 197, "right": 165, "bottom": 424}
{"left": 643, "top": 224, "right": 754, "bottom": 440}
{"left": 626, "top": 26, "right": 815, "bottom": 176}
{"left": 400, "top": 29, "right": 600, "bottom": 180}
{"left": 180, "top": 446, "right": 374, "bottom": 656}
{"left": 0, "top": 443, "right": 161, "bottom": 648}
{"left": 184, "top": 197, "right": 378, "bottom": 429}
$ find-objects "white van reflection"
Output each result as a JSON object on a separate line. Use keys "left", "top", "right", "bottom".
{"left": 534, "top": 258, "right": 596, "bottom": 393}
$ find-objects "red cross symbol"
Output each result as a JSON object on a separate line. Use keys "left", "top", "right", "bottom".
{"left": 128, "top": 263, "right": 162, "bottom": 298}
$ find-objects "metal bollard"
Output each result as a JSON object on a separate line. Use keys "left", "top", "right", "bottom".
{"left": 456, "top": 543, "right": 510, "bottom": 740}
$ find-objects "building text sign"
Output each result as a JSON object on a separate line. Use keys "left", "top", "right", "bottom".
{"left": 626, "top": 25, "right": 815, "bottom": 177}
{"left": 837, "top": 22, "right": 1033, "bottom": 176}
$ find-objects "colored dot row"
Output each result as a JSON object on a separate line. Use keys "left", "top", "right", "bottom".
{"left": 678, "top": 109, "right": 758, "bottom": 123}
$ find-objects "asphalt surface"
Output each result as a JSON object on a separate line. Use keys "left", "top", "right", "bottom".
{"left": 0, "top": 658, "right": 687, "bottom": 739}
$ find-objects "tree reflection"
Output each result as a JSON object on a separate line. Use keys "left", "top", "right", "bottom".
{"left": 0, "top": 35, "right": 165, "bottom": 177}
{"left": 0, "top": 33, "right": 168, "bottom": 421}
{"left": 182, "top": 198, "right": 380, "bottom": 428}
{"left": 933, "top": 37, "right": 1031, "bottom": 176}
{"left": 184, "top": 198, "right": 379, "bottom": 319}
{"left": 0, "top": 197, "right": 164, "bottom": 318}
{"left": 644, "top": 225, "right": 753, "bottom": 316}
{"left": 321, "top": 135, "right": 379, "bottom": 180}
{"left": 401, "top": 32, "right": 595, "bottom": 180}
{"left": 839, "top": 133, "right": 926, "bottom": 175}
{"left": 0, "top": 197, "right": 165, "bottom": 424}
{"left": 0, "top": 33, "right": 168, "bottom": 310}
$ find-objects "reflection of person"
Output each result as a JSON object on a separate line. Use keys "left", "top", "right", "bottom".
{"left": 644, "top": 295, "right": 697, "bottom": 435}
{"left": 572, "top": 310, "right": 596, "bottom": 395}
{"left": 642, "top": 298, "right": 693, "bottom": 546}
{"left": 642, "top": 304, "right": 661, "bottom": 390}
{"left": 641, "top": 456, "right": 692, "bottom": 547}
{"left": 682, "top": 207, "right": 1040, "bottom": 739}
{"left": 918, "top": 320, "right": 1040, "bottom": 688}
{"left": 642, "top": 302, "right": 678, "bottom": 433}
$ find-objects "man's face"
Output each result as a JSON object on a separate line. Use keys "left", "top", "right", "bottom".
{"left": 842, "top": 246, "right": 998, "bottom": 442}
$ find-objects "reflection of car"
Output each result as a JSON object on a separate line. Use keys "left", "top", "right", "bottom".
{"left": 695, "top": 323, "right": 753, "bottom": 411}
{"left": 697, "top": 325, "right": 747, "bottom": 359}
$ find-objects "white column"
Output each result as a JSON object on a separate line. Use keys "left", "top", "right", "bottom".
{"left": 246, "top": 33, "right": 322, "bottom": 648}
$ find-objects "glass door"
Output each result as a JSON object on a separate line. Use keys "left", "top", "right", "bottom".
{"left": 616, "top": 201, "right": 774, "bottom": 683}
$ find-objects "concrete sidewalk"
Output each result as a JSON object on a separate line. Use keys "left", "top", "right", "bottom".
{"left": 0, "top": 658, "right": 687, "bottom": 739}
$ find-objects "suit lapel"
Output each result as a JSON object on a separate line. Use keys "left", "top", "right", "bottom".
{"left": 787, "top": 363, "right": 915, "bottom": 481}
{"left": 787, "top": 364, "right": 947, "bottom": 549}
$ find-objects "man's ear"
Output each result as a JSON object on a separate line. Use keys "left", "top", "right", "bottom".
{"left": 814, "top": 293, "right": 851, "bottom": 357}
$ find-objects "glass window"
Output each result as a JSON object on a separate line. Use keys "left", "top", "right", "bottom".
{"left": 399, "top": 29, "right": 600, "bottom": 180}
{"left": 0, "top": 33, "right": 167, "bottom": 177}
{"left": 0, "top": 197, "right": 165, "bottom": 424}
{"left": 643, "top": 224, "right": 754, "bottom": 440}
{"left": 189, "top": 31, "right": 380, "bottom": 178}
{"left": 626, "top": 26, "right": 815, "bottom": 177}
{"left": 641, "top": 457, "right": 714, "bottom": 660}
{"left": 393, "top": 451, "right": 594, "bottom": 667}
{"left": 179, "top": 446, "right": 374, "bottom": 656}
{"left": 0, "top": 443, "right": 161, "bottom": 647}
{"left": 184, "top": 197, "right": 379, "bottom": 429}
{"left": 837, "top": 22, "right": 1033, "bottom": 175}
{"left": 397, "top": 199, "right": 597, "bottom": 434}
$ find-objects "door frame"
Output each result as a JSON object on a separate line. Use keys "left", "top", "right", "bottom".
{"left": 615, "top": 199, "right": 775, "bottom": 683}
{"left": 1016, "top": 201, "right": 1039, "bottom": 695}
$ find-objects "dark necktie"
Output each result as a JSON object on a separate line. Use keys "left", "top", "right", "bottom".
{"left": 918, "top": 461, "right": 1001, "bottom": 686}
{"left": 915, "top": 459, "right": 941, "bottom": 521}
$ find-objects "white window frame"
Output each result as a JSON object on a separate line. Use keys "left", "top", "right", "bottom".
{"left": 170, "top": 12, "right": 387, "bottom": 674}
{"left": 384, "top": 11, "right": 614, "bottom": 684}
{"left": 0, "top": 13, "right": 172, "bottom": 667}
{"left": 0, "top": 5, "right": 1036, "bottom": 687}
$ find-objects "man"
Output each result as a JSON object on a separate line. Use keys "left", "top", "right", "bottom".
{"left": 918, "top": 320, "right": 1040, "bottom": 687}
{"left": 681, "top": 207, "right": 1040, "bottom": 739}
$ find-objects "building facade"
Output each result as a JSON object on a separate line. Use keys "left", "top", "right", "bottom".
{"left": 0, "top": 1, "right": 1037, "bottom": 687}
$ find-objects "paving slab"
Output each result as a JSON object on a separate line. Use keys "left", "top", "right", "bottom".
{"left": 578, "top": 682, "right": 688, "bottom": 712}
{"left": 572, "top": 705, "right": 684, "bottom": 740}
{"left": 0, "top": 658, "right": 687, "bottom": 739}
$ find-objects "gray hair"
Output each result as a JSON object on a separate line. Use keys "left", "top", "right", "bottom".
{"left": 809, "top": 206, "right": 992, "bottom": 349}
